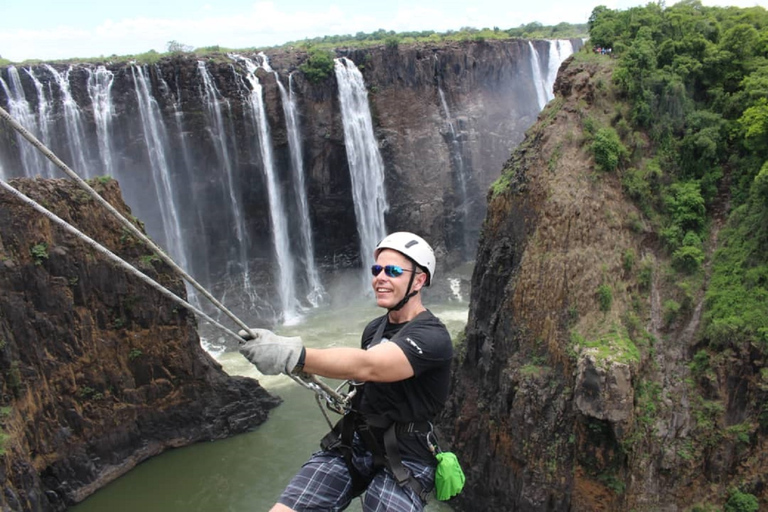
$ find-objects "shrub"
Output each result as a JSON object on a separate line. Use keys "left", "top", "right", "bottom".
{"left": 663, "top": 299, "right": 681, "bottom": 325}
{"left": 597, "top": 284, "right": 613, "bottom": 312}
{"left": 664, "top": 181, "right": 706, "bottom": 238}
{"left": 623, "top": 249, "right": 636, "bottom": 272}
{"left": 385, "top": 36, "right": 400, "bottom": 49}
{"left": 724, "top": 489, "right": 759, "bottom": 512}
{"left": 673, "top": 244, "right": 705, "bottom": 273}
{"left": 30, "top": 243, "right": 49, "bottom": 265}
{"left": 300, "top": 48, "right": 335, "bottom": 83}
{"left": 591, "top": 127, "right": 629, "bottom": 172}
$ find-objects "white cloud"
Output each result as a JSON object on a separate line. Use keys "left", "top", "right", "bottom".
{"left": 2, "top": 0, "right": 767, "bottom": 61}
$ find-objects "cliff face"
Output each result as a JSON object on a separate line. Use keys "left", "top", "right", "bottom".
{"left": 438, "top": 55, "right": 768, "bottom": 510}
{"left": 0, "top": 39, "right": 580, "bottom": 322}
{"left": 0, "top": 178, "right": 280, "bottom": 511}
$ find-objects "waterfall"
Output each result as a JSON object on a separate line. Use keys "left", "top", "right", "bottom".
{"left": 545, "top": 40, "right": 575, "bottom": 102}
{"left": 334, "top": 57, "right": 388, "bottom": 288}
{"left": 86, "top": 66, "right": 116, "bottom": 178}
{"left": 528, "top": 42, "right": 549, "bottom": 110}
{"left": 278, "top": 72, "right": 326, "bottom": 307}
{"left": 197, "top": 61, "right": 256, "bottom": 306}
{"left": 170, "top": 79, "right": 208, "bottom": 309}
{"left": 0, "top": 67, "right": 47, "bottom": 178}
{"left": 238, "top": 54, "right": 301, "bottom": 324}
{"left": 24, "top": 68, "right": 56, "bottom": 178}
{"left": 131, "top": 65, "right": 188, "bottom": 272}
{"left": 44, "top": 65, "right": 93, "bottom": 177}
{"left": 438, "top": 87, "right": 471, "bottom": 259}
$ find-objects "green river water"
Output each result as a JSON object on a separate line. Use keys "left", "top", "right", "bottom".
{"left": 69, "top": 300, "right": 466, "bottom": 512}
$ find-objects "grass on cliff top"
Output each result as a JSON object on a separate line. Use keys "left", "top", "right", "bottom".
{"left": 2, "top": 23, "right": 587, "bottom": 66}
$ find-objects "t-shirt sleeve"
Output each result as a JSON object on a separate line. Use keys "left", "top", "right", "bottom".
{"left": 394, "top": 317, "right": 453, "bottom": 376}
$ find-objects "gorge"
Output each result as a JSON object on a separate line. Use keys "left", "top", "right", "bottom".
{"left": 6, "top": 8, "right": 766, "bottom": 507}
{"left": 0, "top": 38, "right": 581, "bottom": 510}
{"left": 0, "top": 39, "right": 580, "bottom": 331}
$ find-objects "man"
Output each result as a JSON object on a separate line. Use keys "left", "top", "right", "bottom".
{"left": 240, "top": 232, "right": 453, "bottom": 512}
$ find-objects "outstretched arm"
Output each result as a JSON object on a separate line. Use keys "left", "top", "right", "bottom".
{"left": 304, "top": 342, "right": 414, "bottom": 383}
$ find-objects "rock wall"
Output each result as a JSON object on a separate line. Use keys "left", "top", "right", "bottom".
{"left": 437, "top": 56, "right": 768, "bottom": 510}
{"left": 0, "top": 39, "right": 581, "bottom": 322}
{"left": 0, "top": 178, "right": 280, "bottom": 511}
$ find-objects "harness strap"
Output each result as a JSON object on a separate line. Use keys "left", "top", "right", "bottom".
{"left": 320, "top": 311, "right": 435, "bottom": 502}
{"left": 384, "top": 423, "right": 430, "bottom": 502}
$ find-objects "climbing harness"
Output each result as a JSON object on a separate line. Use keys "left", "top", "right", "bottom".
{"left": 318, "top": 311, "right": 439, "bottom": 502}
{"left": 0, "top": 105, "right": 346, "bottom": 413}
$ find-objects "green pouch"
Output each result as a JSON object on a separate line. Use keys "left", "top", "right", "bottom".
{"left": 434, "top": 451, "right": 466, "bottom": 501}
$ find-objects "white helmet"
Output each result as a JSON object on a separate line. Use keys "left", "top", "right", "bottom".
{"left": 375, "top": 232, "right": 436, "bottom": 286}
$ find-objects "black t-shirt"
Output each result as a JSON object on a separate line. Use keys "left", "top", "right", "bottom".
{"left": 357, "top": 310, "right": 453, "bottom": 463}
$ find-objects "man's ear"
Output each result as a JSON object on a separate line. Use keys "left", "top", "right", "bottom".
{"left": 413, "top": 271, "right": 428, "bottom": 291}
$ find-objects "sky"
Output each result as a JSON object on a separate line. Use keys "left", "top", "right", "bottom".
{"left": 2, "top": 0, "right": 767, "bottom": 62}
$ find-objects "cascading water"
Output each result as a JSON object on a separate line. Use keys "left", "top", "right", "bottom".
{"left": 278, "top": 72, "right": 326, "bottom": 307}
{"left": 529, "top": 40, "right": 576, "bottom": 109}
{"left": 169, "top": 79, "right": 207, "bottom": 310}
{"left": 438, "top": 86, "right": 470, "bottom": 259}
{"left": 545, "top": 40, "right": 575, "bottom": 102}
{"left": 44, "top": 65, "right": 93, "bottom": 178}
{"left": 86, "top": 66, "right": 116, "bottom": 178}
{"left": 0, "top": 67, "right": 48, "bottom": 178}
{"left": 334, "top": 57, "right": 388, "bottom": 289}
{"left": 528, "top": 42, "right": 549, "bottom": 110}
{"left": 238, "top": 54, "right": 301, "bottom": 324}
{"left": 24, "top": 68, "right": 56, "bottom": 178}
{"left": 197, "top": 61, "right": 257, "bottom": 308}
{"left": 131, "top": 65, "right": 188, "bottom": 272}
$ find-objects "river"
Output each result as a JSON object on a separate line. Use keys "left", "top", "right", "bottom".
{"left": 69, "top": 298, "right": 467, "bottom": 511}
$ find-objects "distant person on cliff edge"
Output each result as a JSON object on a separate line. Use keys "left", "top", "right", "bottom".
{"left": 239, "top": 231, "right": 454, "bottom": 512}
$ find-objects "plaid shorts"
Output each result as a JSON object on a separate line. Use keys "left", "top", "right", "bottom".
{"left": 277, "top": 435, "right": 435, "bottom": 512}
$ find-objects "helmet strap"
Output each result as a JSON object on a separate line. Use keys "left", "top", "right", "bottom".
{"left": 388, "top": 263, "right": 419, "bottom": 312}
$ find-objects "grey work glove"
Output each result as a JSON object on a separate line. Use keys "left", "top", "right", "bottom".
{"left": 238, "top": 328, "right": 304, "bottom": 375}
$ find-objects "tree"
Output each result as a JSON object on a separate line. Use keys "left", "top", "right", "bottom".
{"left": 167, "top": 40, "right": 193, "bottom": 53}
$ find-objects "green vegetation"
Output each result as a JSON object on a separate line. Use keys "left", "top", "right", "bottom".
{"left": 77, "top": 386, "right": 104, "bottom": 401}
{"left": 0, "top": 430, "right": 8, "bottom": 456}
{"left": 588, "top": 2, "right": 768, "bottom": 357}
{"left": 128, "top": 348, "right": 143, "bottom": 361}
{"left": 283, "top": 24, "right": 587, "bottom": 52}
{"left": 571, "top": 325, "right": 640, "bottom": 366}
{"left": 724, "top": 488, "right": 759, "bottom": 512}
{"left": 30, "top": 242, "right": 49, "bottom": 265}
{"left": 623, "top": 249, "right": 636, "bottom": 272}
{"left": 597, "top": 283, "right": 613, "bottom": 312}
{"left": 3, "top": 24, "right": 587, "bottom": 67}
{"left": 299, "top": 47, "right": 336, "bottom": 83}
{"left": 590, "top": 126, "right": 628, "bottom": 172}
{"left": 89, "top": 175, "right": 113, "bottom": 186}
{"left": 139, "top": 253, "right": 161, "bottom": 266}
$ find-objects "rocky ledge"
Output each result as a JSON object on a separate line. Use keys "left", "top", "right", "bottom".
{"left": 0, "top": 178, "right": 280, "bottom": 511}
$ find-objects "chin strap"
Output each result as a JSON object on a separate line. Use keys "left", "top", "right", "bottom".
{"left": 388, "top": 267, "right": 418, "bottom": 312}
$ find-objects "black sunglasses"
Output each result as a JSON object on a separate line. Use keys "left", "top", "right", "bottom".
{"left": 371, "top": 264, "right": 416, "bottom": 278}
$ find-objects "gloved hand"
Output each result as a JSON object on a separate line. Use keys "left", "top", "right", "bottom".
{"left": 238, "top": 328, "right": 305, "bottom": 375}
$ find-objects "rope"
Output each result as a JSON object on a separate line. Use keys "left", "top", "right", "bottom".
{"left": 0, "top": 179, "right": 243, "bottom": 341}
{"left": 0, "top": 105, "right": 351, "bottom": 413}
{"left": 0, "top": 105, "right": 254, "bottom": 337}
